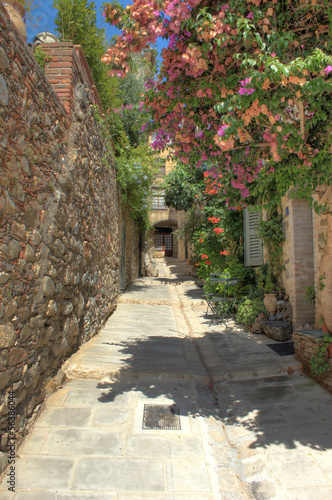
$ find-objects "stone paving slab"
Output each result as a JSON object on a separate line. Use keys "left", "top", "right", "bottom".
{"left": 1, "top": 257, "right": 332, "bottom": 499}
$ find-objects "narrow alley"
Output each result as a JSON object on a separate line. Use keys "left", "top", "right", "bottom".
{"left": 1, "top": 259, "right": 331, "bottom": 499}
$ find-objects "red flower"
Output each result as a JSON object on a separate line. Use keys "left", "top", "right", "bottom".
{"left": 199, "top": 238, "right": 204, "bottom": 243}
{"left": 213, "top": 227, "right": 224, "bottom": 235}
{"left": 208, "top": 216, "right": 221, "bottom": 224}
{"left": 201, "top": 254, "right": 209, "bottom": 259}
{"left": 205, "top": 260, "right": 212, "bottom": 265}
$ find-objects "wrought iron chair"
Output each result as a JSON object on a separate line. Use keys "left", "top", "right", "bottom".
{"left": 204, "top": 276, "right": 239, "bottom": 326}
{"left": 204, "top": 273, "right": 230, "bottom": 316}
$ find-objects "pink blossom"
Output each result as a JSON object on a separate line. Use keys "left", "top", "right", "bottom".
{"left": 240, "top": 77, "right": 251, "bottom": 87}
{"left": 246, "top": 12, "right": 254, "bottom": 19}
{"left": 271, "top": 52, "right": 277, "bottom": 57}
{"left": 217, "top": 124, "right": 229, "bottom": 136}
{"left": 238, "top": 88, "right": 255, "bottom": 95}
{"left": 324, "top": 65, "right": 332, "bottom": 75}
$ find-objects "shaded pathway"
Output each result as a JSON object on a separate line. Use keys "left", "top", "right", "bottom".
{"left": 1, "top": 258, "right": 331, "bottom": 499}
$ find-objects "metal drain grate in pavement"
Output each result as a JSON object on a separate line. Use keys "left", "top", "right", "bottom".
{"left": 267, "top": 341, "right": 295, "bottom": 356}
{"left": 143, "top": 404, "right": 181, "bottom": 430}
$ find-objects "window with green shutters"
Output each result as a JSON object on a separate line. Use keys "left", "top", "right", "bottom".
{"left": 243, "top": 207, "right": 263, "bottom": 267}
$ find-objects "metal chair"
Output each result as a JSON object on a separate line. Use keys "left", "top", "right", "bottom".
{"left": 204, "top": 276, "right": 239, "bottom": 326}
{"left": 204, "top": 273, "right": 230, "bottom": 316}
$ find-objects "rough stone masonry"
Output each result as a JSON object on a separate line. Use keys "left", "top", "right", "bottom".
{"left": 0, "top": 4, "right": 138, "bottom": 467}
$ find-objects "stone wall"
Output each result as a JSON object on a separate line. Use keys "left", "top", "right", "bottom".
{"left": 0, "top": 5, "right": 139, "bottom": 460}
{"left": 293, "top": 331, "right": 332, "bottom": 393}
{"left": 123, "top": 210, "right": 141, "bottom": 289}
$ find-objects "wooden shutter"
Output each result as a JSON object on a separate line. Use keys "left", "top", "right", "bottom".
{"left": 244, "top": 207, "right": 263, "bottom": 267}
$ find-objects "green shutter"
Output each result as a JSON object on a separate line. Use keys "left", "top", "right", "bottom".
{"left": 244, "top": 208, "right": 263, "bottom": 267}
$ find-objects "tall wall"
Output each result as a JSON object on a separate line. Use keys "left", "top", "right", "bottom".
{"left": 281, "top": 193, "right": 315, "bottom": 327}
{"left": 0, "top": 6, "right": 140, "bottom": 457}
{"left": 313, "top": 187, "right": 332, "bottom": 330}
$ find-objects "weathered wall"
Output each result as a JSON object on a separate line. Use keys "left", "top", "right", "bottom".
{"left": 123, "top": 210, "right": 140, "bottom": 289}
{"left": 281, "top": 187, "right": 332, "bottom": 330}
{"left": 312, "top": 186, "right": 332, "bottom": 331}
{"left": 293, "top": 331, "right": 332, "bottom": 393}
{"left": 281, "top": 193, "right": 315, "bottom": 328}
{"left": 0, "top": 6, "right": 130, "bottom": 457}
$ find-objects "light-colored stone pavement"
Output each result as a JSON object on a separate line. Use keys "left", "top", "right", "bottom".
{"left": 1, "top": 257, "right": 331, "bottom": 499}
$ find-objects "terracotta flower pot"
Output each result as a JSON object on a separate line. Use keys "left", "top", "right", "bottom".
{"left": 2, "top": 0, "right": 27, "bottom": 42}
{"left": 264, "top": 293, "right": 278, "bottom": 314}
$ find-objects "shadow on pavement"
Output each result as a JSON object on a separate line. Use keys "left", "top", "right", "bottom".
{"left": 91, "top": 331, "right": 332, "bottom": 454}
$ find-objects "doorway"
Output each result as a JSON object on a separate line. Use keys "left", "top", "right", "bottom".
{"left": 155, "top": 229, "right": 173, "bottom": 256}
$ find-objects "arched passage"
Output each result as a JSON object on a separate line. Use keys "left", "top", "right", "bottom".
{"left": 150, "top": 219, "right": 179, "bottom": 257}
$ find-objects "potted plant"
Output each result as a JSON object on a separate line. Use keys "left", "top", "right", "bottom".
{"left": 256, "top": 264, "right": 278, "bottom": 314}
{"left": 310, "top": 333, "right": 332, "bottom": 375}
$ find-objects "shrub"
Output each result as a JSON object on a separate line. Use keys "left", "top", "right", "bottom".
{"left": 236, "top": 297, "right": 266, "bottom": 329}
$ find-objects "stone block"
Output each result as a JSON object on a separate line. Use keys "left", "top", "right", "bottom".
{"left": 251, "top": 317, "right": 265, "bottom": 334}
{"left": 0, "top": 272, "right": 9, "bottom": 284}
{"left": 41, "top": 276, "right": 55, "bottom": 297}
{"left": 0, "top": 323, "right": 16, "bottom": 348}
{"left": 7, "top": 347, "right": 28, "bottom": 366}
{"left": 263, "top": 321, "right": 291, "bottom": 341}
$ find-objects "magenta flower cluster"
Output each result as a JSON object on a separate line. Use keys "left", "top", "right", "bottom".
{"left": 238, "top": 77, "right": 255, "bottom": 96}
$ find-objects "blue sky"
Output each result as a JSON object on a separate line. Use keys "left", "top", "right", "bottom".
{"left": 28, "top": 1, "right": 167, "bottom": 55}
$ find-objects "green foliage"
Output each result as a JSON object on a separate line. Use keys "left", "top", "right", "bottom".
{"left": 54, "top": 0, "right": 155, "bottom": 230}
{"left": 310, "top": 334, "right": 332, "bottom": 375}
{"left": 163, "top": 164, "right": 204, "bottom": 211}
{"left": 257, "top": 208, "right": 285, "bottom": 286}
{"left": 116, "top": 144, "right": 159, "bottom": 232}
{"left": 53, "top": 0, "right": 129, "bottom": 154}
{"left": 305, "top": 274, "right": 326, "bottom": 304}
{"left": 33, "top": 46, "right": 52, "bottom": 71}
{"left": 236, "top": 297, "right": 266, "bottom": 328}
{"left": 255, "top": 264, "right": 278, "bottom": 294}
{"left": 305, "top": 285, "right": 316, "bottom": 305}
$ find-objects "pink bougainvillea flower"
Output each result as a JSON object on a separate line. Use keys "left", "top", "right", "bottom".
{"left": 217, "top": 124, "right": 228, "bottom": 136}
{"left": 246, "top": 12, "right": 254, "bottom": 19}
{"left": 240, "top": 77, "right": 251, "bottom": 87}
{"left": 271, "top": 52, "right": 277, "bottom": 57}
{"left": 324, "top": 65, "right": 332, "bottom": 75}
{"left": 238, "top": 87, "right": 255, "bottom": 95}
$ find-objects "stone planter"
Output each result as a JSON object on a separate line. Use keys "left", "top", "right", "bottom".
{"left": 264, "top": 293, "right": 278, "bottom": 314}
{"left": 2, "top": 0, "right": 27, "bottom": 42}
